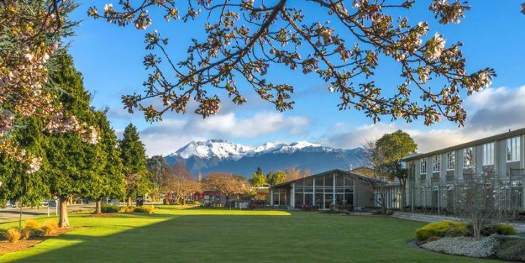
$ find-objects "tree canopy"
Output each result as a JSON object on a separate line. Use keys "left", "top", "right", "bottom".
{"left": 119, "top": 123, "right": 150, "bottom": 205}
{"left": 44, "top": 52, "right": 104, "bottom": 227}
{"left": 251, "top": 167, "right": 267, "bottom": 187}
{"left": 88, "top": 0, "right": 497, "bottom": 126}
{"left": 266, "top": 170, "right": 286, "bottom": 186}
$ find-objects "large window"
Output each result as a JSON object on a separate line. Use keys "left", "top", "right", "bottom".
{"left": 446, "top": 151, "right": 455, "bottom": 170}
{"left": 432, "top": 156, "right": 440, "bottom": 173}
{"left": 507, "top": 136, "right": 521, "bottom": 162}
{"left": 463, "top": 147, "right": 474, "bottom": 168}
{"left": 483, "top": 142, "right": 494, "bottom": 166}
{"left": 420, "top": 159, "right": 427, "bottom": 174}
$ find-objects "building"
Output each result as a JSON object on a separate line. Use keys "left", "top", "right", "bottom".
{"left": 269, "top": 169, "right": 376, "bottom": 210}
{"left": 403, "top": 128, "right": 525, "bottom": 212}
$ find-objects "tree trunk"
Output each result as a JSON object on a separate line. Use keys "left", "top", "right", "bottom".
{"left": 127, "top": 196, "right": 132, "bottom": 206}
{"left": 19, "top": 206, "right": 23, "bottom": 231}
{"left": 58, "top": 196, "right": 70, "bottom": 228}
{"left": 95, "top": 198, "right": 102, "bottom": 214}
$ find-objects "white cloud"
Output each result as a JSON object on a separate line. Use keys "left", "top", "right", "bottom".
{"left": 322, "top": 86, "right": 525, "bottom": 153}
{"left": 139, "top": 112, "right": 310, "bottom": 156}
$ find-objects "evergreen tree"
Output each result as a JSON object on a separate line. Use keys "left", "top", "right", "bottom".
{"left": 266, "top": 170, "right": 286, "bottom": 186}
{"left": 0, "top": 117, "right": 49, "bottom": 229}
{"left": 147, "top": 155, "right": 171, "bottom": 199}
{"left": 45, "top": 53, "right": 104, "bottom": 228}
{"left": 91, "top": 110, "right": 125, "bottom": 214}
{"left": 119, "top": 123, "right": 149, "bottom": 206}
{"left": 251, "top": 167, "right": 267, "bottom": 187}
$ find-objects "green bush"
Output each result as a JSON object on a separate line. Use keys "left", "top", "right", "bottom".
{"left": 495, "top": 237, "right": 525, "bottom": 261}
{"left": 101, "top": 204, "right": 119, "bottom": 213}
{"left": 415, "top": 221, "right": 468, "bottom": 241}
{"left": 493, "top": 224, "right": 516, "bottom": 236}
{"left": 134, "top": 205, "right": 154, "bottom": 214}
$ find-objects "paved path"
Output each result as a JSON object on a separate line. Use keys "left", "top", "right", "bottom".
{"left": 0, "top": 204, "right": 94, "bottom": 223}
{"left": 393, "top": 211, "right": 525, "bottom": 236}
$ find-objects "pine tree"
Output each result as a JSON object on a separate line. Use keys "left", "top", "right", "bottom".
{"left": 251, "top": 167, "right": 267, "bottom": 187}
{"left": 0, "top": 117, "right": 49, "bottom": 229}
{"left": 91, "top": 110, "right": 125, "bottom": 214}
{"left": 119, "top": 123, "right": 149, "bottom": 206}
{"left": 45, "top": 53, "right": 105, "bottom": 228}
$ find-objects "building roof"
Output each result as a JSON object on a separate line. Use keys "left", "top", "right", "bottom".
{"left": 402, "top": 127, "right": 525, "bottom": 162}
{"left": 270, "top": 169, "right": 378, "bottom": 189}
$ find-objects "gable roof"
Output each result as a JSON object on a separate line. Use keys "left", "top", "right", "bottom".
{"left": 271, "top": 169, "right": 378, "bottom": 189}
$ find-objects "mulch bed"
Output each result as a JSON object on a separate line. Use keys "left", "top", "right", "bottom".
{"left": 0, "top": 227, "right": 73, "bottom": 255}
{"left": 89, "top": 213, "right": 120, "bottom": 217}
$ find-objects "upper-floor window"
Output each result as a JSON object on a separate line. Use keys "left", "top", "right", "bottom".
{"left": 507, "top": 136, "right": 521, "bottom": 162}
{"left": 446, "top": 151, "right": 455, "bottom": 170}
{"left": 483, "top": 142, "right": 495, "bottom": 166}
{"left": 463, "top": 147, "right": 474, "bottom": 168}
{"left": 420, "top": 159, "right": 427, "bottom": 174}
{"left": 432, "top": 155, "right": 440, "bottom": 173}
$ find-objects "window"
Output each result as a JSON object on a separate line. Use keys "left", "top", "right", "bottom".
{"left": 507, "top": 137, "right": 521, "bottom": 162}
{"left": 463, "top": 147, "right": 474, "bottom": 168}
{"left": 446, "top": 151, "right": 455, "bottom": 170}
{"left": 432, "top": 156, "right": 440, "bottom": 173}
{"left": 420, "top": 159, "right": 427, "bottom": 174}
{"left": 483, "top": 142, "right": 494, "bottom": 166}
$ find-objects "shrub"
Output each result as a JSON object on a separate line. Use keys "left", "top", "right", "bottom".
{"left": 493, "top": 224, "right": 516, "bottom": 236}
{"left": 495, "top": 237, "right": 525, "bottom": 261}
{"left": 42, "top": 221, "right": 58, "bottom": 236}
{"left": 5, "top": 228, "right": 21, "bottom": 243}
{"left": 134, "top": 205, "right": 154, "bottom": 214}
{"left": 118, "top": 206, "right": 135, "bottom": 213}
{"left": 31, "top": 228, "right": 44, "bottom": 237}
{"left": 20, "top": 227, "right": 32, "bottom": 240}
{"left": 25, "top": 220, "right": 41, "bottom": 229}
{"left": 193, "top": 200, "right": 200, "bottom": 206}
{"left": 422, "top": 236, "right": 499, "bottom": 258}
{"left": 415, "top": 221, "right": 468, "bottom": 241}
{"left": 101, "top": 204, "right": 119, "bottom": 213}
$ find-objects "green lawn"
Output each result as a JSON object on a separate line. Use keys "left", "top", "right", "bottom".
{"left": 0, "top": 207, "right": 494, "bottom": 262}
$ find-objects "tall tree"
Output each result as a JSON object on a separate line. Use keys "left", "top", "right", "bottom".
{"left": 91, "top": 110, "right": 125, "bottom": 214}
{"left": 119, "top": 123, "right": 150, "bottom": 206}
{"left": 266, "top": 170, "right": 287, "bottom": 186}
{"left": 375, "top": 130, "right": 417, "bottom": 208}
{"left": 45, "top": 53, "right": 103, "bottom": 228}
{"left": 251, "top": 167, "right": 267, "bottom": 187}
{"left": 147, "top": 155, "right": 171, "bottom": 200}
{"left": 89, "top": 1, "right": 495, "bottom": 126}
{"left": 0, "top": 117, "right": 49, "bottom": 229}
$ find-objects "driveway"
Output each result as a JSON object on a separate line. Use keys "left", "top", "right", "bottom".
{"left": 0, "top": 204, "right": 94, "bottom": 223}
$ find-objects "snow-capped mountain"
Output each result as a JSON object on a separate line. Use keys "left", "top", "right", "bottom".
{"left": 164, "top": 140, "right": 364, "bottom": 177}
{"left": 171, "top": 139, "right": 252, "bottom": 160}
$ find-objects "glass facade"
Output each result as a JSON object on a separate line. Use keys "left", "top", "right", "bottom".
{"left": 293, "top": 173, "right": 355, "bottom": 209}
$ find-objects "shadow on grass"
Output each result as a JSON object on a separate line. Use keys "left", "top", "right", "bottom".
{"left": 3, "top": 211, "right": 486, "bottom": 263}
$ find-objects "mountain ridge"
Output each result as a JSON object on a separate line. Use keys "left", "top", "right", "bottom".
{"left": 164, "top": 139, "right": 364, "bottom": 177}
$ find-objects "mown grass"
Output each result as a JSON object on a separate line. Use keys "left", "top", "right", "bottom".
{"left": 0, "top": 206, "right": 494, "bottom": 262}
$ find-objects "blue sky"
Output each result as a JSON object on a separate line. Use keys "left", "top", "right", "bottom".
{"left": 67, "top": 1, "right": 525, "bottom": 156}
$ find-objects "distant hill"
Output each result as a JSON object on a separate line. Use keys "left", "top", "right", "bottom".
{"left": 163, "top": 140, "right": 365, "bottom": 177}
